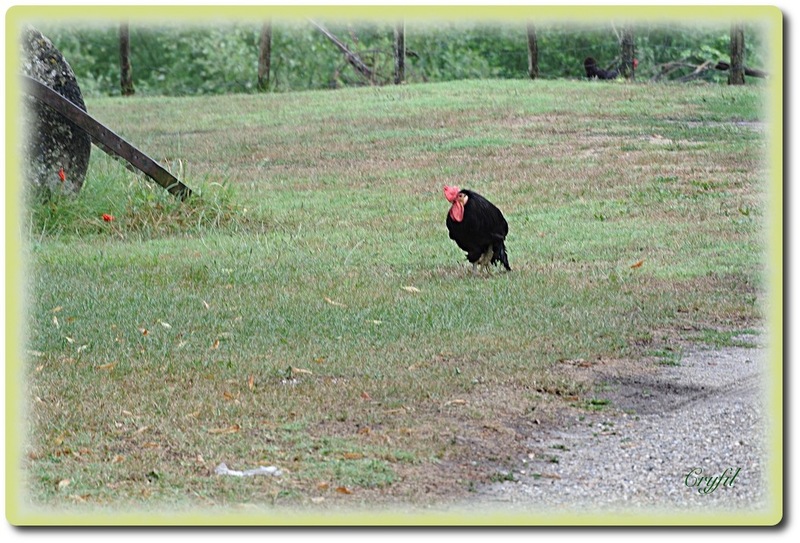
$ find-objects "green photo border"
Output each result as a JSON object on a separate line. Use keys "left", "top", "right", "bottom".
{"left": 4, "top": 3, "right": 784, "bottom": 527}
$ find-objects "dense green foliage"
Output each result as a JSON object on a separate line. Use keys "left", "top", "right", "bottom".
{"left": 36, "top": 20, "right": 770, "bottom": 97}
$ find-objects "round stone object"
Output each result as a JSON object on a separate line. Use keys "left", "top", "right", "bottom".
{"left": 20, "top": 26, "right": 91, "bottom": 197}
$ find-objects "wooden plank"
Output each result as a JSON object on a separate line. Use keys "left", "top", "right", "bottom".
{"left": 21, "top": 75, "right": 192, "bottom": 200}
{"left": 308, "top": 19, "right": 374, "bottom": 81}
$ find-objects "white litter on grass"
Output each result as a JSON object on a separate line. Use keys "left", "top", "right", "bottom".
{"left": 214, "top": 463, "right": 282, "bottom": 477}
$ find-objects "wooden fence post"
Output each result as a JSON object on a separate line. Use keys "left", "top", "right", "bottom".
{"left": 119, "top": 22, "right": 135, "bottom": 96}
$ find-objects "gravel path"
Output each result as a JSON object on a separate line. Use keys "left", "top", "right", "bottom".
{"left": 467, "top": 335, "right": 778, "bottom": 519}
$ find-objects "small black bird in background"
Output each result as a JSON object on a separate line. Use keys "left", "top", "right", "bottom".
{"left": 584, "top": 56, "right": 639, "bottom": 80}
{"left": 444, "top": 185, "right": 511, "bottom": 275}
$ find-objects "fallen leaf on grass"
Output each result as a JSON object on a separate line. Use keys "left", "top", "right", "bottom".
{"left": 343, "top": 452, "right": 363, "bottom": 460}
{"left": 443, "top": 399, "right": 467, "bottom": 407}
{"left": 139, "top": 328, "right": 149, "bottom": 336}
{"left": 401, "top": 286, "right": 421, "bottom": 293}
{"left": 335, "top": 486, "right": 353, "bottom": 495}
{"left": 159, "top": 321, "right": 172, "bottom": 329}
{"left": 52, "top": 316, "right": 59, "bottom": 328}
{"left": 360, "top": 391, "right": 372, "bottom": 401}
{"left": 57, "top": 479, "right": 71, "bottom": 490}
{"left": 96, "top": 362, "right": 117, "bottom": 371}
{"left": 111, "top": 455, "right": 125, "bottom": 464}
{"left": 630, "top": 259, "right": 645, "bottom": 269}
{"left": 51, "top": 306, "right": 63, "bottom": 313}
{"left": 291, "top": 367, "right": 313, "bottom": 376}
{"left": 324, "top": 297, "right": 347, "bottom": 308}
{"left": 248, "top": 375, "right": 255, "bottom": 390}
{"left": 223, "top": 391, "right": 238, "bottom": 401}
{"left": 208, "top": 424, "right": 241, "bottom": 434}
{"left": 211, "top": 339, "right": 220, "bottom": 350}
{"left": 317, "top": 482, "right": 330, "bottom": 491}
{"left": 202, "top": 300, "right": 210, "bottom": 310}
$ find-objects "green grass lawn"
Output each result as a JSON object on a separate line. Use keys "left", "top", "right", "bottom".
{"left": 14, "top": 78, "right": 770, "bottom": 518}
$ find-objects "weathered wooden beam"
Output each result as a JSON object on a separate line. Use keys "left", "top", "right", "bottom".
{"left": 715, "top": 61, "right": 768, "bottom": 79}
{"left": 308, "top": 19, "right": 374, "bottom": 81}
{"left": 677, "top": 60, "right": 715, "bottom": 83}
{"left": 22, "top": 75, "right": 192, "bottom": 200}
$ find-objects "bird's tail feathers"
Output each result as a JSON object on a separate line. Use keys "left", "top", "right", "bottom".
{"left": 492, "top": 242, "right": 511, "bottom": 271}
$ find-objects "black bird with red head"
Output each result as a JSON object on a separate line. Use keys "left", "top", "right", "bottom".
{"left": 444, "top": 185, "right": 511, "bottom": 274}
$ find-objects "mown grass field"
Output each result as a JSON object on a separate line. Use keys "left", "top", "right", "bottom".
{"left": 15, "top": 78, "right": 771, "bottom": 519}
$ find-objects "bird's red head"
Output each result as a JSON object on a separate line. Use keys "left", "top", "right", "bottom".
{"left": 444, "top": 185, "right": 460, "bottom": 203}
{"left": 444, "top": 185, "right": 466, "bottom": 222}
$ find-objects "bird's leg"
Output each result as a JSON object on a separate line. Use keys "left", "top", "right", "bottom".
{"left": 475, "top": 248, "right": 493, "bottom": 276}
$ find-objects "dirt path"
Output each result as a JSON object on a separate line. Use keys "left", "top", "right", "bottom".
{"left": 464, "top": 334, "right": 777, "bottom": 518}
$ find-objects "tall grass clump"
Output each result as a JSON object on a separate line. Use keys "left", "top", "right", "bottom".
{"left": 23, "top": 154, "right": 269, "bottom": 243}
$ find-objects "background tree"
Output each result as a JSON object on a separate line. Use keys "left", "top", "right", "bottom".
{"left": 118, "top": 22, "right": 134, "bottom": 95}
{"left": 394, "top": 20, "right": 405, "bottom": 84}
{"left": 526, "top": 22, "right": 539, "bottom": 79}
{"left": 620, "top": 25, "right": 635, "bottom": 79}
{"left": 257, "top": 20, "right": 272, "bottom": 92}
{"left": 728, "top": 22, "right": 746, "bottom": 85}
